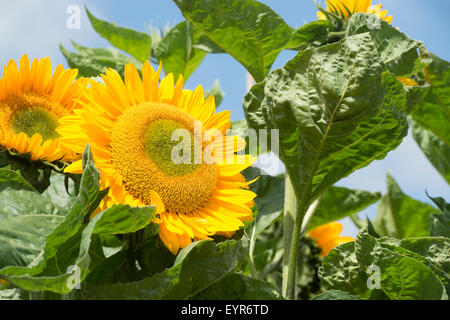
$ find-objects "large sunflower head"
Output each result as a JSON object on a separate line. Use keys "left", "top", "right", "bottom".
{"left": 317, "top": 0, "right": 393, "bottom": 24}
{"left": 59, "top": 62, "right": 257, "bottom": 254}
{"left": 308, "top": 222, "right": 354, "bottom": 257}
{"left": 0, "top": 54, "right": 87, "bottom": 162}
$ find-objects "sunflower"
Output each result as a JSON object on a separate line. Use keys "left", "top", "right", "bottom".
{"left": 397, "top": 77, "right": 419, "bottom": 87}
{"left": 317, "top": 0, "right": 393, "bottom": 24}
{"left": 0, "top": 54, "right": 87, "bottom": 163}
{"left": 308, "top": 222, "right": 354, "bottom": 257}
{"left": 58, "top": 62, "right": 257, "bottom": 254}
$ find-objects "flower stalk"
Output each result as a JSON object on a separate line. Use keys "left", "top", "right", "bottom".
{"left": 282, "top": 175, "right": 297, "bottom": 298}
{"left": 282, "top": 172, "right": 321, "bottom": 300}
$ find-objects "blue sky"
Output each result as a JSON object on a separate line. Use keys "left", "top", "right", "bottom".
{"left": 1, "top": 0, "right": 449, "bottom": 237}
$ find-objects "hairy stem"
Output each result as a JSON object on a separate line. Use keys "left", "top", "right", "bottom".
{"left": 248, "top": 221, "right": 258, "bottom": 278}
{"left": 282, "top": 174, "right": 320, "bottom": 300}
{"left": 282, "top": 175, "right": 298, "bottom": 298}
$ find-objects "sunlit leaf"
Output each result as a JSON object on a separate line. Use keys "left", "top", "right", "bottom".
{"left": 205, "top": 79, "right": 224, "bottom": 108}
{"left": 86, "top": 7, "right": 152, "bottom": 62}
{"left": 409, "top": 47, "right": 450, "bottom": 146}
{"left": 153, "top": 21, "right": 206, "bottom": 80}
{"left": 427, "top": 194, "right": 450, "bottom": 237}
{"left": 308, "top": 187, "right": 381, "bottom": 230}
{"left": 174, "top": 0, "right": 292, "bottom": 82}
{"left": 60, "top": 42, "right": 142, "bottom": 78}
{"left": 409, "top": 117, "right": 450, "bottom": 184}
{"left": 373, "top": 173, "right": 440, "bottom": 238}
{"left": 346, "top": 13, "right": 421, "bottom": 76}
{"left": 286, "top": 20, "right": 337, "bottom": 51}
{"left": 244, "top": 34, "right": 408, "bottom": 211}
{"left": 355, "top": 229, "right": 447, "bottom": 300}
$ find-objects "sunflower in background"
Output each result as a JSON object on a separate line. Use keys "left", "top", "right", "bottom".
{"left": 308, "top": 222, "right": 354, "bottom": 257}
{"left": 397, "top": 77, "right": 419, "bottom": 87}
{"left": 0, "top": 55, "right": 87, "bottom": 164}
{"left": 58, "top": 62, "right": 257, "bottom": 254}
{"left": 317, "top": 0, "right": 393, "bottom": 24}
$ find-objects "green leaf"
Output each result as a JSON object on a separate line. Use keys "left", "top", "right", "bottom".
{"left": 355, "top": 229, "right": 447, "bottom": 300}
{"left": 193, "top": 33, "right": 225, "bottom": 53}
{"left": 205, "top": 79, "right": 224, "bottom": 108}
{"left": 428, "top": 193, "right": 450, "bottom": 213}
{"left": 85, "top": 249, "right": 135, "bottom": 286}
{"left": 409, "top": 47, "right": 450, "bottom": 146}
{"left": 427, "top": 194, "right": 450, "bottom": 238}
{"left": 286, "top": 20, "right": 336, "bottom": 51}
{"left": 70, "top": 239, "right": 247, "bottom": 299}
{"left": 377, "top": 238, "right": 450, "bottom": 294}
{"left": 0, "top": 146, "right": 110, "bottom": 293}
{"left": 133, "top": 237, "right": 176, "bottom": 279}
{"left": 0, "top": 145, "right": 102, "bottom": 280}
{"left": 430, "top": 214, "right": 450, "bottom": 238}
{"left": 0, "top": 151, "right": 55, "bottom": 193}
{"left": 243, "top": 167, "right": 284, "bottom": 236}
{"left": 40, "top": 173, "right": 76, "bottom": 209}
{"left": 153, "top": 21, "right": 206, "bottom": 80}
{"left": 319, "top": 242, "right": 379, "bottom": 299}
{"left": 409, "top": 117, "right": 450, "bottom": 184}
{"left": 60, "top": 42, "right": 142, "bottom": 78}
{"left": 346, "top": 13, "right": 421, "bottom": 76}
{"left": 174, "top": 0, "right": 292, "bottom": 82}
{"left": 378, "top": 237, "right": 450, "bottom": 274}
{"left": 0, "top": 150, "right": 8, "bottom": 167}
{"left": 85, "top": 7, "right": 151, "bottom": 62}
{"left": 60, "top": 44, "right": 105, "bottom": 78}
{"left": 244, "top": 33, "right": 407, "bottom": 211}
{"left": 92, "top": 204, "right": 156, "bottom": 235}
{"left": 44, "top": 145, "right": 102, "bottom": 259}
{"left": 0, "top": 214, "right": 66, "bottom": 275}
{"left": 320, "top": 229, "right": 448, "bottom": 299}
{"left": 312, "top": 289, "right": 361, "bottom": 300}
{"left": 308, "top": 186, "right": 381, "bottom": 231}
{"left": 373, "top": 173, "right": 440, "bottom": 238}
{"left": 0, "top": 169, "right": 65, "bottom": 219}
{"left": 6, "top": 203, "right": 155, "bottom": 294}
{"left": 193, "top": 273, "right": 283, "bottom": 300}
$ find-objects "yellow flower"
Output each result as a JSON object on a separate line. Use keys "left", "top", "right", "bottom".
{"left": 58, "top": 62, "right": 257, "bottom": 254}
{"left": 0, "top": 279, "right": 7, "bottom": 285}
{"left": 0, "top": 55, "right": 87, "bottom": 162}
{"left": 317, "top": 0, "right": 392, "bottom": 24}
{"left": 308, "top": 222, "right": 354, "bottom": 257}
{"left": 397, "top": 77, "right": 419, "bottom": 87}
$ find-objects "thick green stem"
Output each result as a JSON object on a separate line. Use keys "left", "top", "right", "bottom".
{"left": 282, "top": 173, "right": 319, "bottom": 300}
{"left": 282, "top": 175, "right": 299, "bottom": 298}
{"left": 248, "top": 222, "right": 258, "bottom": 278}
{"left": 285, "top": 201, "right": 307, "bottom": 300}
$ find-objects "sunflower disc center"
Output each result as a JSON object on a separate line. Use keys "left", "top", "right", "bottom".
{"left": 11, "top": 108, "right": 59, "bottom": 141}
{"left": 111, "top": 102, "right": 217, "bottom": 214}
{"left": 1, "top": 93, "right": 66, "bottom": 141}
{"left": 144, "top": 119, "right": 200, "bottom": 177}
